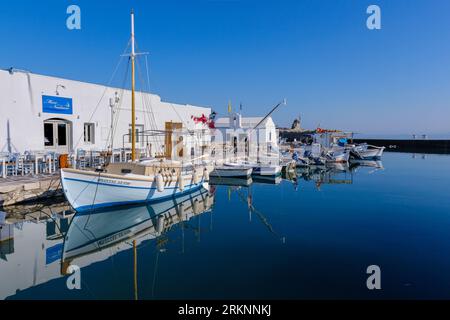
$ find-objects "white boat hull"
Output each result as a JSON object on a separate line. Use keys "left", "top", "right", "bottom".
{"left": 60, "top": 168, "right": 206, "bottom": 212}
{"left": 210, "top": 166, "right": 253, "bottom": 178}
{"left": 350, "top": 145, "right": 385, "bottom": 160}
{"left": 326, "top": 148, "right": 350, "bottom": 163}
{"left": 221, "top": 161, "right": 281, "bottom": 176}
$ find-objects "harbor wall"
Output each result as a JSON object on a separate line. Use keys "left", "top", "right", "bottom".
{"left": 0, "top": 176, "right": 62, "bottom": 207}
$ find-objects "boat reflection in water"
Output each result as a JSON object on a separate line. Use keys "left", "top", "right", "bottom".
{"left": 349, "top": 159, "right": 384, "bottom": 171}
{"left": 209, "top": 174, "right": 281, "bottom": 187}
{"left": 209, "top": 176, "right": 253, "bottom": 187}
{"left": 283, "top": 160, "right": 384, "bottom": 190}
{"left": 61, "top": 187, "right": 215, "bottom": 274}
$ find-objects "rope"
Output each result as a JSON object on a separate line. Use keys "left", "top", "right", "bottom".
{"left": 104, "top": 58, "right": 130, "bottom": 151}
{"left": 73, "top": 39, "right": 131, "bottom": 151}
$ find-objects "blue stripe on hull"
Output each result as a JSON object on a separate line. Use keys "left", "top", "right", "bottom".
{"left": 65, "top": 176, "right": 200, "bottom": 190}
{"left": 73, "top": 183, "right": 205, "bottom": 212}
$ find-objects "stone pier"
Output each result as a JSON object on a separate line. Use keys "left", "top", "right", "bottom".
{"left": 0, "top": 174, "right": 62, "bottom": 207}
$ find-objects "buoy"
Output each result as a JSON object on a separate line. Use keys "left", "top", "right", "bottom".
{"left": 156, "top": 174, "right": 164, "bottom": 192}
{"left": 205, "top": 194, "right": 212, "bottom": 208}
{"left": 202, "top": 167, "right": 209, "bottom": 182}
{"left": 193, "top": 199, "right": 200, "bottom": 214}
{"left": 177, "top": 174, "right": 185, "bottom": 191}
{"left": 177, "top": 202, "right": 185, "bottom": 220}
{"left": 193, "top": 169, "right": 200, "bottom": 184}
{"left": 157, "top": 216, "right": 165, "bottom": 233}
{"left": 287, "top": 160, "right": 296, "bottom": 171}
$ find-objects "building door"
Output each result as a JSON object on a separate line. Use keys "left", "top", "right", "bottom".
{"left": 165, "top": 122, "right": 183, "bottom": 159}
{"left": 44, "top": 119, "right": 71, "bottom": 153}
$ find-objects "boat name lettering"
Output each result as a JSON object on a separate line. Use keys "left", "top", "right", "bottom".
{"left": 97, "top": 230, "right": 131, "bottom": 246}
{"left": 98, "top": 178, "right": 131, "bottom": 186}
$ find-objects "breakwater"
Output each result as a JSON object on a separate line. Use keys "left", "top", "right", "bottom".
{"left": 278, "top": 131, "right": 450, "bottom": 154}
{"left": 352, "top": 139, "right": 450, "bottom": 154}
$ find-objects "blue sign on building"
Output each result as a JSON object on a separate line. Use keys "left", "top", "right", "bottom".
{"left": 46, "top": 243, "right": 63, "bottom": 265}
{"left": 42, "top": 95, "right": 73, "bottom": 114}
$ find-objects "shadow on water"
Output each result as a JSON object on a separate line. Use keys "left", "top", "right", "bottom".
{"left": 1, "top": 186, "right": 216, "bottom": 299}
{"left": 6, "top": 154, "right": 450, "bottom": 299}
{"left": 0, "top": 159, "right": 385, "bottom": 299}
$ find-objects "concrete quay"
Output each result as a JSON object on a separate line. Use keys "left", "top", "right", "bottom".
{"left": 0, "top": 174, "right": 62, "bottom": 207}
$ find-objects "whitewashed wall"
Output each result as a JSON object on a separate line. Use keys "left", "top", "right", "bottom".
{"left": 0, "top": 69, "right": 211, "bottom": 154}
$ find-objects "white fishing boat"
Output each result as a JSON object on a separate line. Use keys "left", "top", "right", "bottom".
{"left": 210, "top": 163, "right": 253, "bottom": 178}
{"left": 222, "top": 160, "right": 281, "bottom": 176}
{"left": 325, "top": 147, "right": 350, "bottom": 163}
{"left": 349, "top": 143, "right": 385, "bottom": 160}
{"left": 61, "top": 162, "right": 211, "bottom": 212}
{"left": 60, "top": 11, "right": 212, "bottom": 212}
{"left": 303, "top": 143, "right": 327, "bottom": 165}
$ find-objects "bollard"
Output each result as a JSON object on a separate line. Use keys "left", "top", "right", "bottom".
{"left": 35, "top": 157, "right": 39, "bottom": 175}
{"left": 2, "top": 158, "right": 6, "bottom": 178}
{"left": 48, "top": 155, "right": 51, "bottom": 173}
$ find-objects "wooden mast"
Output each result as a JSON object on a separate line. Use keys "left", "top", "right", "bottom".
{"left": 131, "top": 9, "right": 137, "bottom": 161}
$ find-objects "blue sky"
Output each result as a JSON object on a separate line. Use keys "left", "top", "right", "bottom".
{"left": 1, "top": 0, "right": 449, "bottom": 135}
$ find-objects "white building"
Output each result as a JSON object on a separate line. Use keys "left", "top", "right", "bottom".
{"left": 0, "top": 68, "right": 211, "bottom": 158}
{"left": 213, "top": 112, "right": 279, "bottom": 162}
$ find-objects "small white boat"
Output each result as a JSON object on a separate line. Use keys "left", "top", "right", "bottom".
{"left": 325, "top": 147, "right": 350, "bottom": 163}
{"left": 350, "top": 143, "right": 385, "bottom": 160}
{"left": 210, "top": 164, "right": 253, "bottom": 178}
{"left": 235, "top": 160, "right": 281, "bottom": 176}
{"left": 222, "top": 160, "right": 281, "bottom": 177}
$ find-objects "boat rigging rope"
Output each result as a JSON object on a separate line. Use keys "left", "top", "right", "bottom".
{"left": 89, "top": 171, "right": 102, "bottom": 212}
{"left": 135, "top": 57, "right": 162, "bottom": 153}
{"left": 133, "top": 40, "right": 165, "bottom": 155}
{"left": 72, "top": 39, "right": 131, "bottom": 152}
{"left": 105, "top": 58, "right": 130, "bottom": 152}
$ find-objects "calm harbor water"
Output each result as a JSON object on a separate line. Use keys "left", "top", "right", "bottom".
{"left": 2, "top": 152, "right": 450, "bottom": 300}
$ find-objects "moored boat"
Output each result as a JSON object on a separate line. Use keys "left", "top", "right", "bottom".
{"left": 325, "top": 147, "right": 350, "bottom": 163}
{"left": 61, "top": 162, "right": 211, "bottom": 212}
{"left": 210, "top": 164, "right": 253, "bottom": 178}
{"left": 349, "top": 143, "right": 385, "bottom": 160}
{"left": 60, "top": 11, "right": 213, "bottom": 212}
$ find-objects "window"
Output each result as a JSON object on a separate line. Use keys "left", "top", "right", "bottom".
{"left": 58, "top": 124, "right": 67, "bottom": 146}
{"left": 269, "top": 132, "right": 272, "bottom": 142}
{"left": 44, "top": 123, "right": 54, "bottom": 146}
{"left": 129, "top": 124, "right": 144, "bottom": 145}
{"left": 84, "top": 123, "right": 95, "bottom": 144}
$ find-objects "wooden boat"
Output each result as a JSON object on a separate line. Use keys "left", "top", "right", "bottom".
{"left": 61, "top": 11, "right": 212, "bottom": 212}
{"left": 349, "top": 143, "right": 385, "bottom": 160}
{"left": 210, "top": 163, "right": 252, "bottom": 178}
